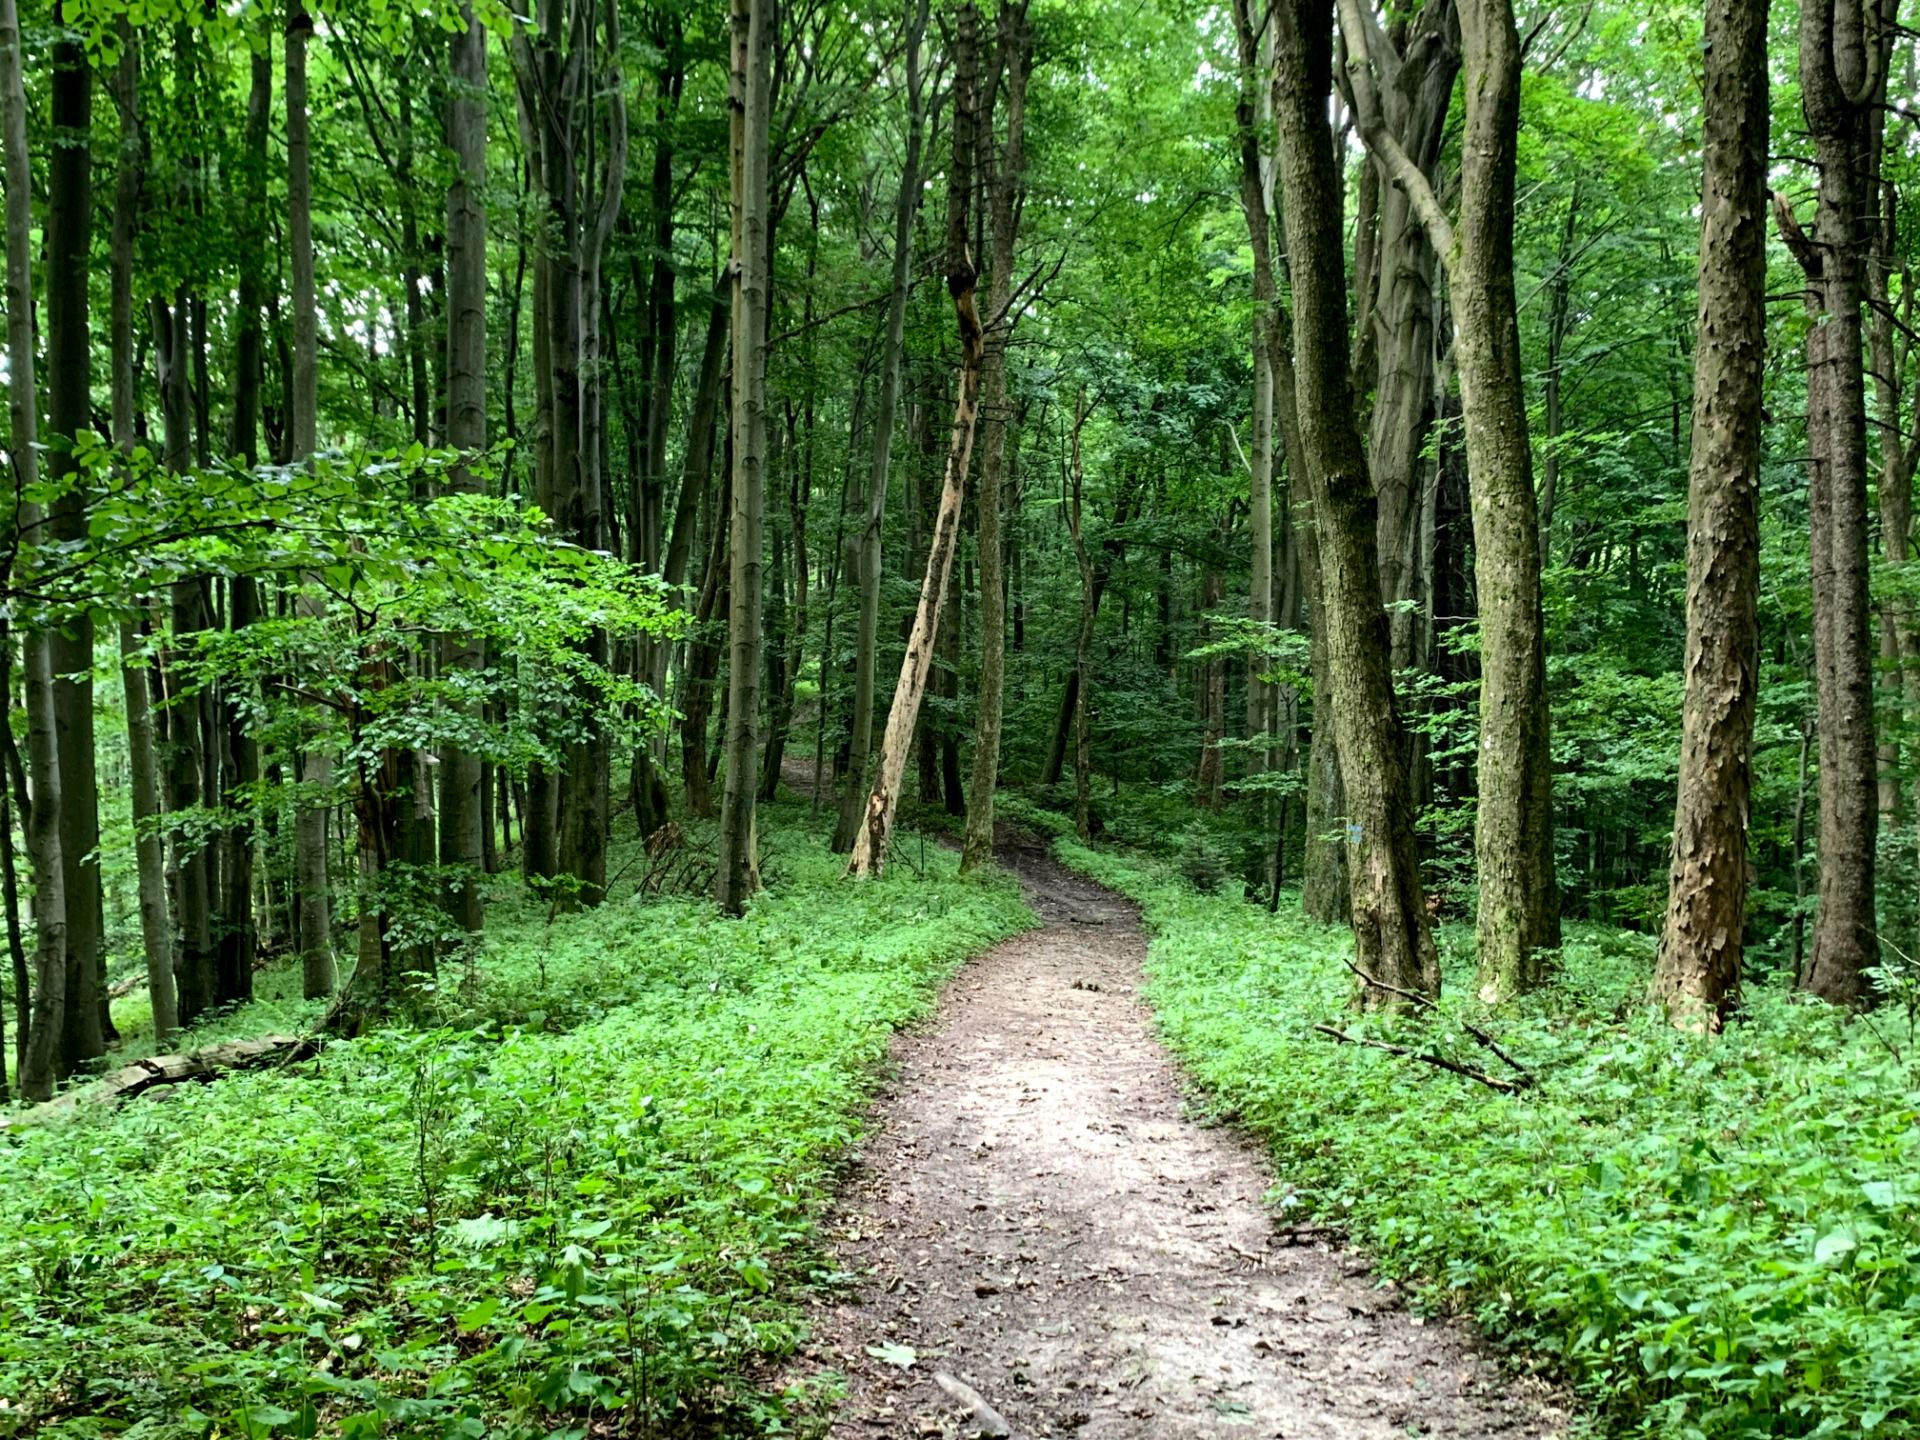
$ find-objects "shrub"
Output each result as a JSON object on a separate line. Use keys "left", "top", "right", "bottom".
{"left": 0, "top": 804, "right": 1031, "bottom": 1439}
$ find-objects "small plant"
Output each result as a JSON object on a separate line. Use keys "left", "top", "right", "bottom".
{"left": 1176, "top": 820, "right": 1229, "bottom": 894}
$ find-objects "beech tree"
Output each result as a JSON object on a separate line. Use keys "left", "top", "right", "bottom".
{"left": 1272, "top": 0, "right": 1439, "bottom": 999}
{"left": 1341, "top": 0, "right": 1560, "bottom": 1002}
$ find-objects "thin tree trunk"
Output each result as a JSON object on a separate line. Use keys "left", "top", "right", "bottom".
{"left": 288, "top": 1, "right": 335, "bottom": 1001}
{"left": 961, "top": 3, "right": 1033, "bottom": 874}
{"left": 439, "top": 2, "right": 488, "bottom": 938}
{"left": 1068, "top": 399, "right": 1097, "bottom": 841}
{"left": 2, "top": 0, "right": 70, "bottom": 1100}
{"left": 46, "top": 0, "right": 105, "bottom": 1067}
{"left": 717, "top": 0, "right": 772, "bottom": 914}
{"left": 848, "top": 1, "right": 987, "bottom": 879}
{"left": 105, "top": 26, "right": 177, "bottom": 1039}
{"left": 0, "top": 711, "right": 26, "bottom": 1090}
{"left": 1230, "top": 0, "right": 1277, "bottom": 781}
{"left": 835, "top": 0, "right": 929, "bottom": 854}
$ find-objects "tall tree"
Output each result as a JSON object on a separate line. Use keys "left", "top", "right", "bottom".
{"left": 960, "top": 0, "right": 1034, "bottom": 875}
{"left": 1229, "top": 0, "right": 1277, "bottom": 785}
{"left": 288, "top": 0, "right": 335, "bottom": 1002}
{"left": 718, "top": 0, "right": 773, "bottom": 914}
{"left": 2, "top": 0, "right": 71, "bottom": 1102}
{"left": 1272, "top": 0, "right": 1439, "bottom": 999}
{"left": 1652, "top": 0, "right": 1771, "bottom": 1027}
{"left": 107, "top": 22, "right": 175, "bottom": 1043}
{"left": 47, "top": 0, "right": 106, "bottom": 1068}
{"left": 834, "top": 0, "right": 929, "bottom": 855}
{"left": 1776, "top": 0, "right": 1892, "bottom": 1006}
{"left": 848, "top": 0, "right": 987, "bottom": 879}
{"left": 1341, "top": 0, "right": 1560, "bottom": 1001}
{"left": 439, "top": 2, "right": 488, "bottom": 938}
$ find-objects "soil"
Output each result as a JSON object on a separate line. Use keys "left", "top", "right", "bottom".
{"left": 797, "top": 831, "right": 1569, "bottom": 1439}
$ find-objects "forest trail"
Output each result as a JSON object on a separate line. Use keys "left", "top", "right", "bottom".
{"left": 802, "top": 834, "right": 1568, "bottom": 1439}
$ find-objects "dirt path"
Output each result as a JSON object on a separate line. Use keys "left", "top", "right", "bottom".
{"left": 803, "top": 838, "right": 1568, "bottom": 1439}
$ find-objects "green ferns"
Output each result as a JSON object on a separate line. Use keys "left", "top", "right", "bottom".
{"left": 0, "top": 809, "right": 1030, "bottom": 1439}
{"left": 1057, "top": 839, "right": 1920, "bottom": 1440}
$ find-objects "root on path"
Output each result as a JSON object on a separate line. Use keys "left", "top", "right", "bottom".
{"left": 801, "top": 835, "right": 1567, "bottom": 1438}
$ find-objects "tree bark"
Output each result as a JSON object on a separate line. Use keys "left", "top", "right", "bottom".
{"left": 1652, "top": 0, "right": 1770, "bottom": 1029}
{"left": 1780, "top": 0, "right": 1889, "bottom": 1006}
{"left": 1354, "top": 3, "right": 1457, "bottom": 672}
{"left": 961, "top": 2, "right": 1034, "bottom": 875}
{"left": 46, "top": 0, "right": 106, "bottom": 1068}
{"left": 1341, "top": 0, "right": 1560, "bottom": 1000}
{"left": 439, "top": 2, "right": 488, "bottom": 938}
{"left": 1230, "top": 0, "right": 1277, "bottom": 783}
{"left": 835, "top": 0, "right": 929, "bottom": 854}
{"left": 3, "top": 0, "right": 70, "bottom": 1100}
{"left": 288, "top": 1, "right": 335, "bottom": 1001}
{"left": 717, "top": 0, "right": 772, "bottom": 914}
{"left": 106, "top": 26, "right": 176, "bottom": 1041}
{"left": 848, "top": 1, "right": 987, "bottom": 879}
{"left": 1273, "top": 0, "right": 1438, "bottom": 998}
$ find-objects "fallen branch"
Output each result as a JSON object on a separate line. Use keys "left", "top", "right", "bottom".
{"left": 1, "top": 1033, "right": 321, "bottom": 1130}
{"left": 1339, "top": 956, "right": 1534, "bottom": 1082}
{"left": 1312, "top": 1023, "right": 1530, "bottom": 1094}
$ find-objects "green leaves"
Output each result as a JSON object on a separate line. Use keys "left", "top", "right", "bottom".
{"left": 0, "top": 803, "right": 1031, "bottom": 1437}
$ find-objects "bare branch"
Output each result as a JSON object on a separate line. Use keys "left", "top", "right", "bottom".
{"left": 1312, "top": 1024, "right": 1528, "bottom": 1093}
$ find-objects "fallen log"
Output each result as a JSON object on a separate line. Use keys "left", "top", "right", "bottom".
{"left": 0, "top": 1033, "right": 320, "bottom": 1130}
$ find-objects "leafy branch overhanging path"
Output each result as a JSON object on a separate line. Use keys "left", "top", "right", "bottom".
{"left": 799, "top": 837, "right": 1569, "bottom": 1437}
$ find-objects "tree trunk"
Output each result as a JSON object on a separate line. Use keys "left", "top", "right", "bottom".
{"left": 961, "top": 2, "right": 1034, "bottom": 875}
{"left": 848, "top": 0, "right": 987, "bottom": 879}
{"left": 1651, "top": 0, "right": 1770, "bottom": 1029}
{"left": 1298, "top": 507, "right": 1351, "bottom": 922}
{"left": 1230, "top": 0, "right": 1277, "bottom": 781}
{"left": 1272, "top": 0, "right": 1437, "bottom": 997}
{"left": 47, "top": 0, "right": 106, "bottom": 1068}
{"left": 1780, "top": 0, "right": 1888, "bottom": 1006}
{"left": 0, "top": 689, "right": 29, "bottom": 1087}
{"left": 2, "top": 0, "right": 70, "bottom": 1099}
{"left": 439, "top": 3, "right": 488, "bottom": 938}
{"left": 1357, "top": 4, "right": 1456, "bottom": 672}
{"left": 288, "top": 1, "right": 335, "bottom": 1001}
{"left": 216, "top": 31, "right": 272, "bottom": 1013}
{"left": 122, "top": 621, "right": 177, "bottom": 1042}
{"left": 106, "top": 27, "right": 176, "bottom": 1040}
{"left": 1451, "top": 0, "right": 1560, "bottom": 1000}
{"left": 835, "top": 0, "right": 928, "bottom": 854}
{"left": 1068, "top": 399, "right": 1097, "bottom": 841}
{"left": 717, "top": 0, "right": 772, "bottom": 914}
{"left": 1341, "top": 0, "right": 1559, "bottom": 1000}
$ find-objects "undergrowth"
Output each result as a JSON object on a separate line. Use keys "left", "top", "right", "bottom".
{"left": 0, "top": 802, "right": 1030, "bottom": 1439}
{"left": 1055, "top": 836, "right": 1920, "bottom": 1440}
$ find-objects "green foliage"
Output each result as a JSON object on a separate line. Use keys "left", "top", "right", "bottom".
{"left": 0, "top": 806, "right": 1030, "bottom": 1439}
{"left": 1057, "top": 840, "right": 1920, "bottom": 1440}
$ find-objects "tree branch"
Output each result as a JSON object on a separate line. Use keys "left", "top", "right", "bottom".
{"left": 1339, "top": 956, "right": 1533, "bottom": 1081}
{"left": 1336, "top": 0, "right": 1456, "bottom": 264}
{"left": 1313, "top": 1023, "right": 1527, "bottom": 1093}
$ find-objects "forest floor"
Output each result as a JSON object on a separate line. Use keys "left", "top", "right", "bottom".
{"left": 796, "top": 830, "right": 1570, "bottom": 1439}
